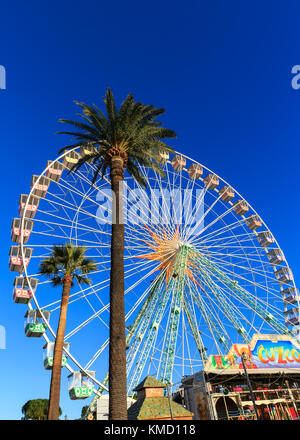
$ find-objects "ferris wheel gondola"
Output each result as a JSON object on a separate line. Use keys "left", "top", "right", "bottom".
{"left": 9, "top": 148, "right": 300, "bottom": 409}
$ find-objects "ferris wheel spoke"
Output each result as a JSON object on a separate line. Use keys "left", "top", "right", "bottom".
{"left": 44, "top": 189, "right": 102, "bottom": 222}
{"left": 25, "top": 214, "right": 106, "bottom": 237}
{"left": 185, "top": 190, "right": 223, "bottom": 239}
{"left": 127, "top": 165, "right": 176, "bottom": 237}
{"left": 28, "top": 211, "right": 108, "bottom": 237}
{"left": 200, "top": 252, "right": 272, "bottom": 274}
{"left": 158, "top": 284, "right": 183, "bottom": 383}
{"left": 159, "top": 170, "right": 182, "bottom": 236}
{"left": 44, "top": 171, "right": 137, "bottom": 234}
{"left": 199, "top": 249, "right": 279, "bottom": 281}
{"left": 181, "top": 181, "right": 210, "bottom": 241}
{"left": 193, "top": 217, "right": 262, "bottom": 282}
{"left": 191, "top": 201, "right": 241, "bottom": 242}
{"left": 206, "top": 266, "right": 285, "bottom": 319}
{"left": 127, "top": 278, "right": 173, "bottom": 394}
{"left": 204, "top": 279, "right": 270, "bottom": 340}
{"left": 200, "top": 246, "right": 270, "bottom": 265}
{"left": 200, "top": 218, "right": 271, "bottom": 295}
{"left": 203, "top": 242, "right": 258, "bottom": 259}
{"left": 198, "top": 255, "right": 288, "bottom": 335}
{"left": 182, "top": 296, "right": 207, "bottom": 362}
{"left": 191, "top": 217, "right": 249, "bottom": 247}
{"left": 168, "top": 164, "right": 190, "bottom": 239}
{"left": 125, "top": 215, "right": 185, "bottom": 249}
{"left": 186, "top": 277, "right": 232, "bottom": 354}
{"left": 199, "top": 254, "right": 283, "bottom": 298}
{"left": 176, "top": 169, "right": 199, "bottom": 237}
{"left": 197, "top": 231, "right": 261, "bottom": 250}
{"left": 124, "top": 225, "right": 163, "bottom": 249}
{"left": 35, "top": 198, "right": 105, "bottom": 234}
{"left": 198, "top": 266, "right": 251, "bottom": 343}
{"left": 213, "top": 274, "right": 287, "bottom": 334}
{"left": 162, "top": 162, "right": 187, "bottom": 235}
{"left": 65, "top": 303, "right": 110, "bottom": 341}
{"left": 84, "top": 341, "right": 109, "bottom": 371}
{"left": 126, "top": 276, "right": 166, "bottom": 378}
{"left": 34, "top": 270, "right": 113, "bottom": 303}
{"left": 82, "top": 267, "right": 168, "bottom": 373}
{"left": 30, "top": 216, "right": 157, "bottom": 253}
{"left": 181, "top": 310, "right": 185, "bottom": 377}
{"left": 201, "top": 241, "right": 268, "bottom": 256}
{"left": 182, "top": 312, "right": 193, "bottom": 373}
{"left": 197, "top": 229, "right": 257, "bottom": 259}
{"left": 59, "top": 167, "right": 111, "bottom": 202}
{"left": 155, "top": 290, "right": 175, "bottom": 383}
{"left": 16, "top": 147, "right": 298, "bottom": 411}
{"left": 47, "top": 273, "right": 114, "bottom": 312}
{"left": 198, "top": 267, "right": 262, "bottom": 338}
{"left": 132, "top": 167, "right": 174, "bottom": 237}
{"left": 185, "top": 274, "right": 234, "bottom": 348}
{"left": 39, "top": 256, "right": 159, "bottom": 315}
{"left": 31, "top": 230, "right": 109, "bottom": 246}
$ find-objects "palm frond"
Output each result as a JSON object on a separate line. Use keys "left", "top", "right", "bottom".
{"left": 126, "top": 159, "right": 147, "bottom": 188}
{"left": 39, "top": 243, "right": 97, "bottom": 288}
{"left": 73, "top": 274, "right": 92, "bottom": 285}
{"left": 50, "top": 276, "right": 64, "bottom": 287}
{"left": 58, "top": 88, "right": 177, "bottom": 186}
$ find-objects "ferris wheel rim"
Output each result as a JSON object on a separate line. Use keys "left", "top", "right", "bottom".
{"left": 16, "top": 145, "right": 299, "bottom": 398}
{"left": 19, "top": 148, "right": 109, "bottom": 392}
{"left": 177, "top": 150, "right": 296, "bottom": 289}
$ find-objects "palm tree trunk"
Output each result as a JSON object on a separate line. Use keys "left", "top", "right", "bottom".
{"left": 48, "top": 275, "right": 72, "bottom": 420}
{"left": 109, "top": 156, "right": 127, "bottom": 420}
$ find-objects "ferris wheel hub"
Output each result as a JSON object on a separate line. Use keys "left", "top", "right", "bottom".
{"left": 13, "top": 147, "right": 299, "bottom": 407}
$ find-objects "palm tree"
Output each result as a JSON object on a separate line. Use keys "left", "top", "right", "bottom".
{"left": 39, "top": 243, "right": 97, "bottom": 420}
{"left": 58, "top": 89, "right": 177, "bottom": 419}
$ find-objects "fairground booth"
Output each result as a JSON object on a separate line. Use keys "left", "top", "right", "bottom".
{"left": 180, "top": 334, "right": 300, "bottom": 420}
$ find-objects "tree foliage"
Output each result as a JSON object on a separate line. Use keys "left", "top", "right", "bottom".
{"left": 58, "top": 88, "right": 177, "bottom": 186}
{"left": 57, "top": 89, "right": 176, "bottom": 420}
{"left": 21, "top": 399, "right": 62, "bottom": 420}
{"left": 39, "top": 242, "right": 97, "bottom": 286}
{"left": 80, "top": 405, "right": 89, "bottom": 419}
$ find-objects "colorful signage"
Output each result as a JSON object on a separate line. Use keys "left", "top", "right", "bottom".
{"left": 206, "top": 335, "right": 300, "bottom": 371}
{"left": 252, "top": 339, "right": 300, "bottom": 369}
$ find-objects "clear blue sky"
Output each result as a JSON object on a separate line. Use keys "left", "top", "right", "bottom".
{"left": 1, "top": 0, "right": 300, "bottom": 420}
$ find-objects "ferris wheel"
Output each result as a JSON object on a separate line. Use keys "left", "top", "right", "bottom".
{"left": 10, "top": 147, "right": 300, "bottom": 409}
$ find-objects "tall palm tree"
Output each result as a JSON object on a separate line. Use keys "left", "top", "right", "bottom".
{"left": 39, "top": 243, "right": 97, "bottom": 420}
{"left": 58, "top": 89, "right": 176, "bottom": 419}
